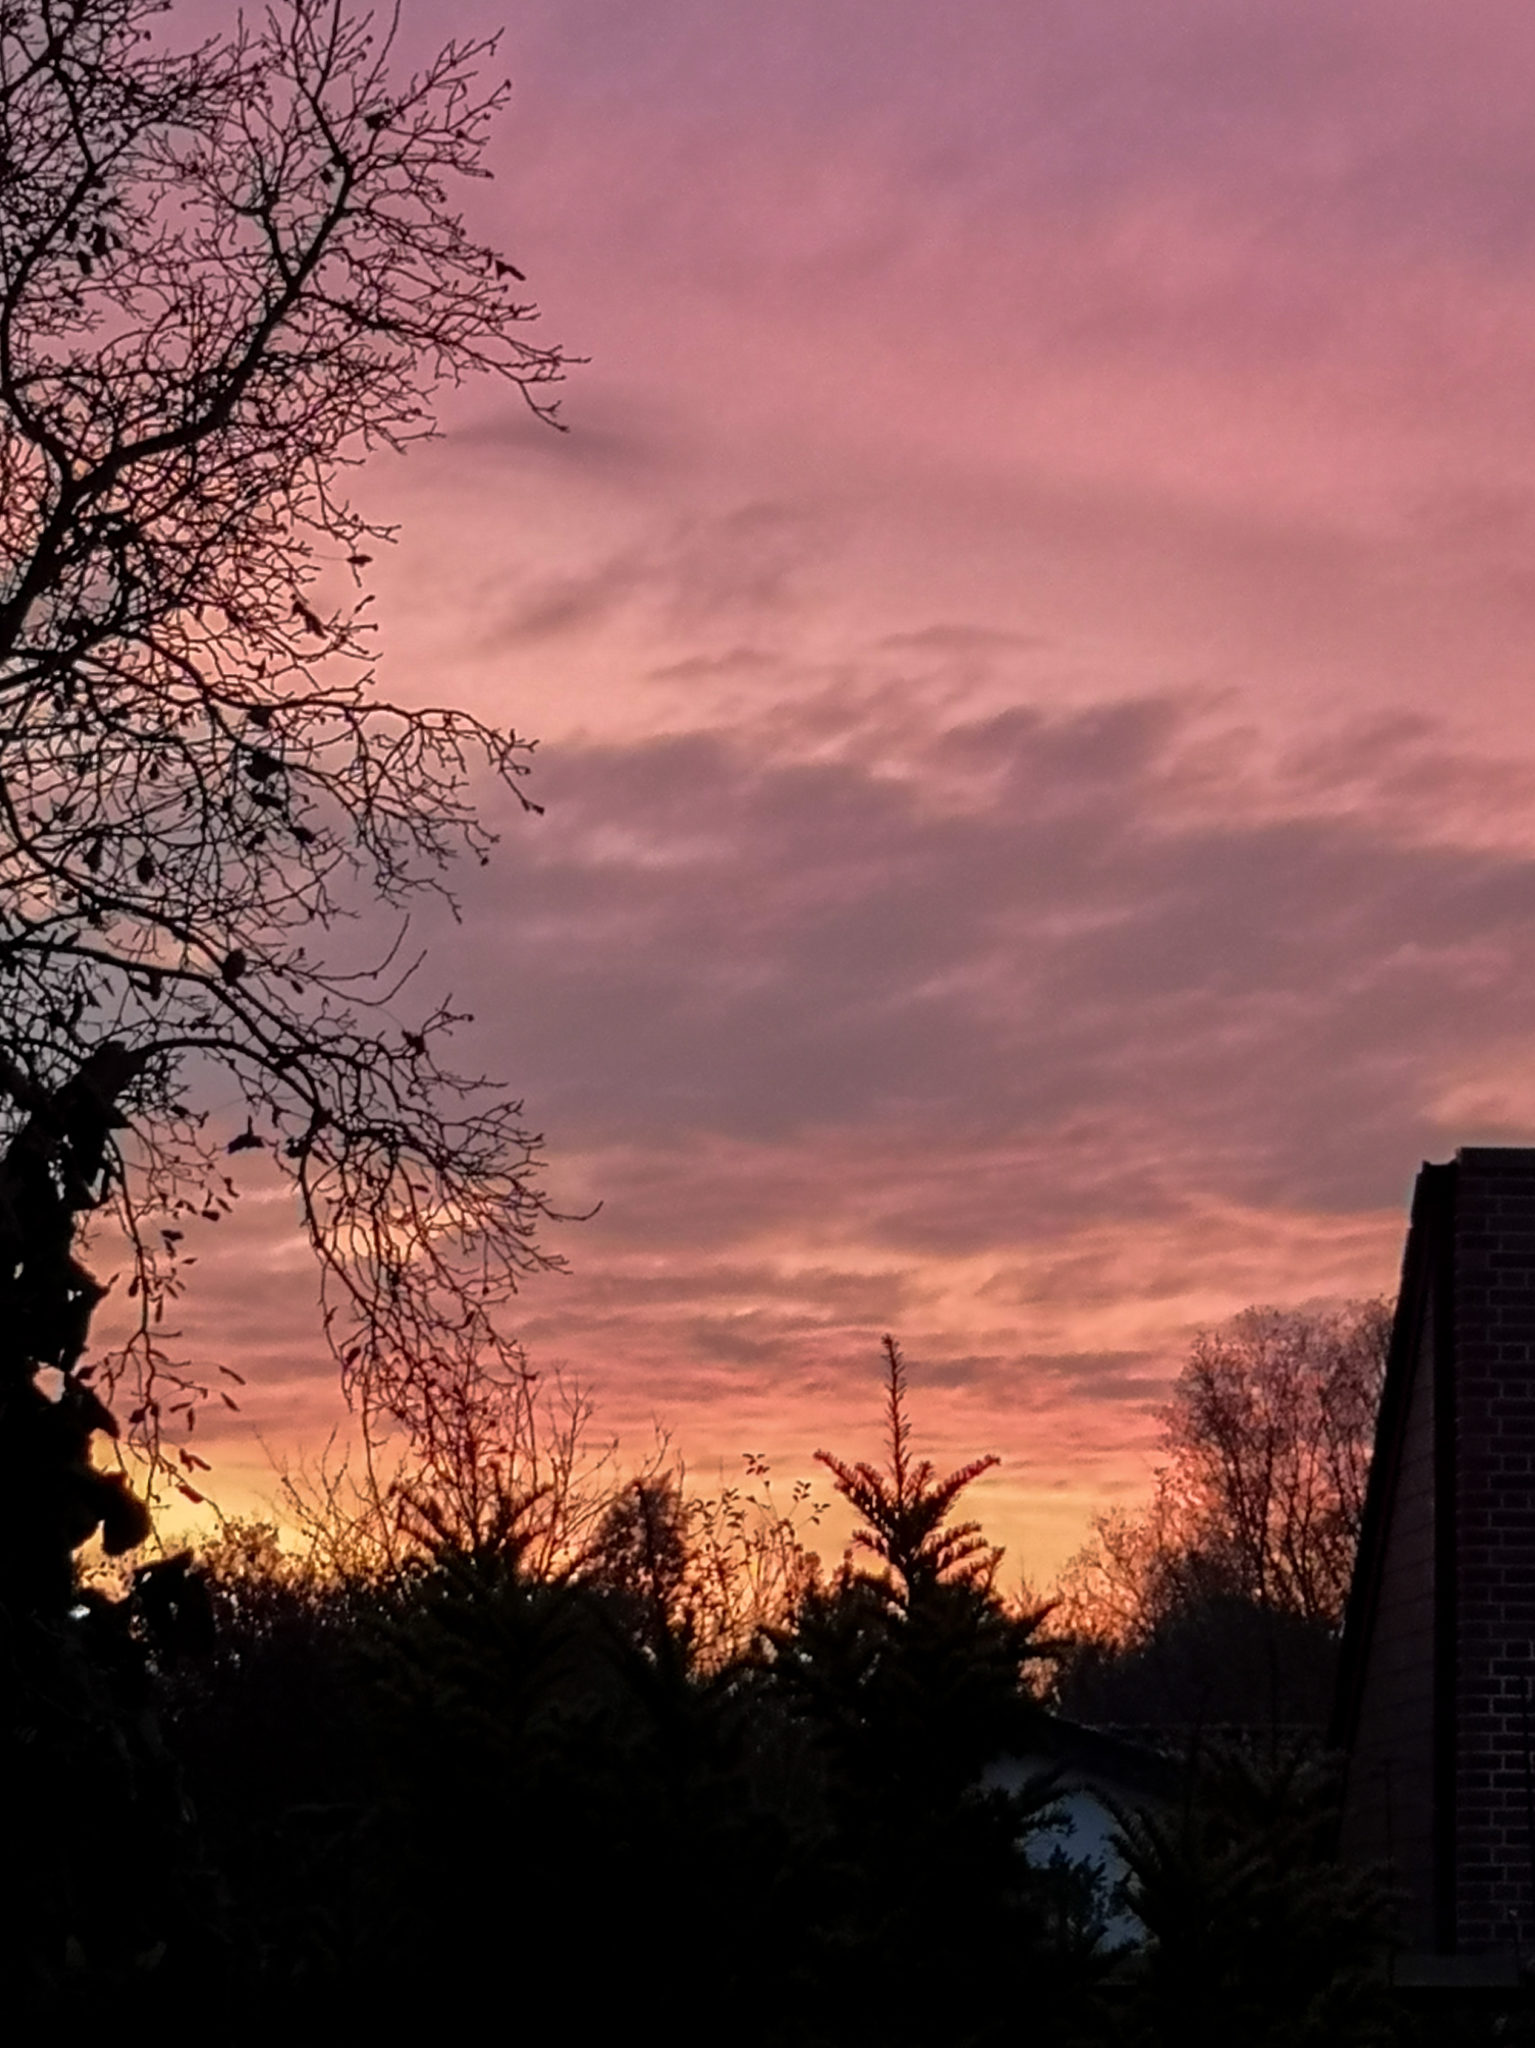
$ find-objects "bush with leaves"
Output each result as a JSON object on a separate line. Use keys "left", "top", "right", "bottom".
{"left": 1112, "top": 1742, "right": 1398, "bottom": 2048}
{"left": 583, "top": 1457, "right": 825, "bottom": 1671}
{"left": 356, "top": 1548, "right": 833, "bottom": 2032}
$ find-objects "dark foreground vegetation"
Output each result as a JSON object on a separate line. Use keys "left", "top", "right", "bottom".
{"left": 8, "top": 1333, "right": 1519, "bottom": 2046}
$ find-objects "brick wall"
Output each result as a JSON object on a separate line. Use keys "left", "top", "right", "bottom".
{"left": 1338, "top": 1268, "right": 1438, "bottom": 1947}
{"left": 1452, "top": 1149, "right": 1535, "bottom": 1954}
{"left": 1336, "top": 1150, "right": 1535, "bottom": 1960}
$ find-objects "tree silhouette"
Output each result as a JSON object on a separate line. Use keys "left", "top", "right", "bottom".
{"left": 798, "top": 1338, "right": 1048, "bottom": 1785}
{"left": 783, "top": 1341, "right": 1076, "bottom": 2044}
{"left": 814, "top": 1334, "right": 1002, "bottom": 1600}
{"left": 0, "top": 0, "right": 572, "bottom": 1608}
{"left": 1051, "top": 1302, "right": 1390, "bottom": 1736}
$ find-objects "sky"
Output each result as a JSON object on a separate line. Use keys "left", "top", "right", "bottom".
{"left": 99, "top": 0, "right": 1535, "bottom": 1582}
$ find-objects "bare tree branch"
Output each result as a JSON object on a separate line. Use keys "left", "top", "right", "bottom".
{"left": 0, "top": 0, "right": 575, "bottom": 1576}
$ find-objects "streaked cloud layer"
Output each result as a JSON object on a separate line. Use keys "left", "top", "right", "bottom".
{"left": 122, "top": 0, "right": 1535, "bottom": 1575}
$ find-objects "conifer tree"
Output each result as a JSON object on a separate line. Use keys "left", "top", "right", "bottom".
{"left": 815, "top": 1334, "right": 1003, "bottom": 1601}
{"left": 777, "top": 1341, "right": 1080, "bottom": 2045}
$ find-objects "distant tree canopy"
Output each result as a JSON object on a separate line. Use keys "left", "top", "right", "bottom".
{"left": 1052, "top": 1301, "right": 1391, "bottom": 1733}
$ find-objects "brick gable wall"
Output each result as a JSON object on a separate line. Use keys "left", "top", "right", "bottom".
{"left": 1452, "top": 1150, "right": 1535, "bottom": 1953}
{"left": 1336, "top": 1149, "right": 1535, "bottom": 1960}
{"left": 1338, "top": 1268, "right": 1438, "bottom": 1947}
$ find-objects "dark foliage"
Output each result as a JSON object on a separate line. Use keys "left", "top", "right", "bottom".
{"left": 1056, "top": 1587, "right": 1341, "bottom": 1739}
{"left": 157, "top": 1528, "right": 842, "bottom": 2035}
{"left": 766, "top": 1339, "right": 1110, "bottom": 2045}
{"left": 10, "top": 1343, "right": 1463, "bottom": 2041}
{"left": 137, "top": 1351, "right": 1117, "bottom": 2040}
{"left": 0, "top": 1045, "right": 154, "bottom": 1617}
{"left": 1111, "top": 1742, "right": 1401, "bottom": 2048}
{"left": 0, "top": 1595, "right": 222, "bottom": 2017}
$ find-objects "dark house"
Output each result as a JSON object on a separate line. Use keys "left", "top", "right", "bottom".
{"left": 1334, "top": 1147, "right": 1535, "bottom": 1987}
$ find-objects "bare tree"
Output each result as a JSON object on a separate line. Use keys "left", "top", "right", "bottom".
{"left": 1055, "top": 1301, "right": 1391, "bottom": 1645}
{"left": 0, "top": 0, "right": 572, "bottom": 1608}
{"left": 273, "top": 1360, "right": 615, "bottom": 1584}
{"left": 1161, "top": 1301, "right": 1389, "bottom": 1625}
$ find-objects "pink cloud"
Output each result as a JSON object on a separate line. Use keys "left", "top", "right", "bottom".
{"left": 99, "top": 681, "right": 1535, "bottom": 1576}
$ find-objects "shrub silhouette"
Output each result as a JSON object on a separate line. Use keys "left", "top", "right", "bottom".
{"left": 29, "top": 1344, "right": 1425, "bottom": 2042}
{"left": 1111, "top": 1742, "right": 1398, "bottom": 2048}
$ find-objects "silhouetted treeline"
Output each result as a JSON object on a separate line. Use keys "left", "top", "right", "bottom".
{"left": 7, "top": 1335, "right": 1521, "bottom": 2041}
{"left": 154, "top": 1350, "right": 1110, "bottom": 2041}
